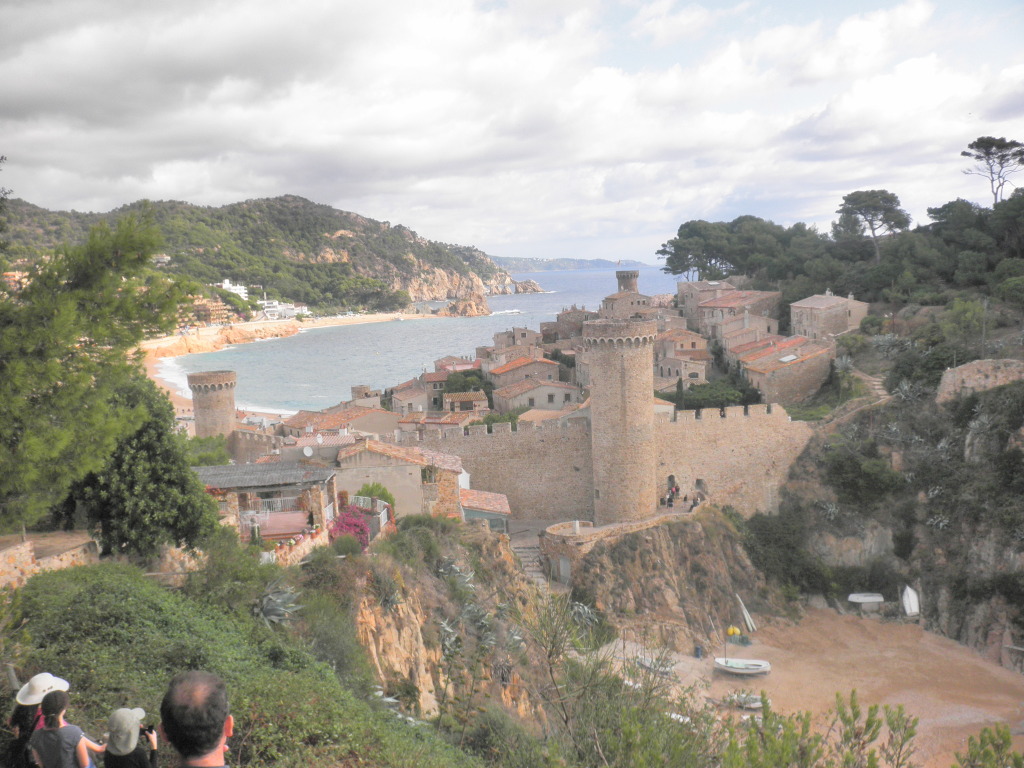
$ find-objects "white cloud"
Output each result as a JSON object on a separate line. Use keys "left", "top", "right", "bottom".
{"left": 1, "top": 0, "right": 1022, "bottom": 261}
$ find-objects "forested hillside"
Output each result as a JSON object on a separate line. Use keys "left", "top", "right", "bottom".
{"left": 2, "top": 195, "right": 511, "bottom": 311}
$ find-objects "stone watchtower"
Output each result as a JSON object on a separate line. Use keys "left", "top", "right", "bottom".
{"left": 616, "top": 269, "right": 640, "bottom": 293}
{"left": 187, "top": 370, "right": 237, "bottom": 438}
{"left": 582, "top": 319, "right": 658, "bottom": 525}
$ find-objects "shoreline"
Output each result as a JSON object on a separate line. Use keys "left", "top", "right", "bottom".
{"left": 141, "top": 312, "right": 420, "bottom": 420}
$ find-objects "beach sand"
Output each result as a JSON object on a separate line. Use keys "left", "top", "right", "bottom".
{"left": 620, "top": 608, "right": 1024, "bottom": 766}
{"left": 140, "top": 312, "right": 409, "bottom": 418}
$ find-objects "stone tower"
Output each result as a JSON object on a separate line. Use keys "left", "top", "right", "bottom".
{"left": 616, "top": 269, "right": 640, "bottom": 293}
{"left": 582, "top": 318, "right": 658, "bottom": 525}
{"left": 187, "top": 370, "right": 237, "bottom": 438}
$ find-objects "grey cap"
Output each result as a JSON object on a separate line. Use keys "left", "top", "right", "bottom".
{"left": 107, "top": 708, "right": 146, "bottom": 756}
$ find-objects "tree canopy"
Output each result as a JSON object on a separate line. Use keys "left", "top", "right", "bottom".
{"left": 836, "top": 190, "right": 911, "bottom": 264}
{"left": 56, "top": 373, "right": 218, "bottom": 556}
{"left": 961, "top": 136, "right": 1024, "bottom": 206}
{"left": 0, "top": 212, "right": 182, "bottom": 528}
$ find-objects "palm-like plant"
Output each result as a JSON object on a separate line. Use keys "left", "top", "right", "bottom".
{"left": 252, "top": 579, "right": 302, "bottom": 627}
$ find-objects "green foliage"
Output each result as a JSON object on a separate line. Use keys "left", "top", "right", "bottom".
{"left": 961, "top": 136, "right": 1024, "bottom": 205}
{"left": 375, "top": 515, "right": 458, "bottom": 569}
{"left": 300, "top": 592, "right": 376, "bottom": 697}
{"left": 836, "top": 190, "right": 912, "bottom": 263}
{"left": 444, "top": 369, "right": 494, "bottom": 408}
{"left": 468, "top": 409, "right": 525, "bottom": 427}
{"left": 676, "top": 377, "right": 760, "bottom": 410}
{"left": 57, "top": 373, "right": 218, "bottom": 557}
{"left": 954, "top": 724, "right": 1024, "bottom": 768}
{"left": 186, "top": 435, "right": 232, "bottom": 466}
{"left": 821, "top": 438, "right": 902, "bottom": 505}
{"left": 461, "top": 705, "right": 559, "bottom": 768}
{"left": 16, "top": 562, "right": 483, "bottom": 768}
{"left": 0, "top": 212, "right": 182, "bottom": 528}
{"left": 184, "top": 526, "right": 283, "bottom": 614}
{"left": 744, "top": 501, "right": 831, "bottom": 592}
{"left": 356, "top": 481, "right": 396, "bottom": 509}
{"left": 252, "top": 579, "right": 302, "bottom": 628}
{"left": 333, "top": 534, "right": 364, "bottom": 556}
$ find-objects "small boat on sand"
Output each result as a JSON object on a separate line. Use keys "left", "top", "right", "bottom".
{"left": 714, "top": 657, "right": 771, "bottom": 676}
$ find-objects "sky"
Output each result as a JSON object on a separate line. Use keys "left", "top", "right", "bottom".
{"left": 2, "top": 0, "right": 1023, "bottom": 264}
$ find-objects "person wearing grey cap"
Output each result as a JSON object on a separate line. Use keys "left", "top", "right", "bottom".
{"left": 103, "top": 708, "right": 158, "bottom": 768}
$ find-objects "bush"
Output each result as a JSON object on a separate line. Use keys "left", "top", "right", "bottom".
{"left": 328, "top": 505, "right": 370, "bottom": 550}
{"left": 184, "top": 526, "right": 282, "bottom": 613}
{"left": 301, "top": 593, "right": 376, "bottom": 697}
{"left": 333, "top": 534, "right": 363, "bottom": 556}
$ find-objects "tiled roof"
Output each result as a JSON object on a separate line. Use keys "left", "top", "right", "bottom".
{"left": 744, "top": 342, "right": 832, "bottom": 374}
{"left": 680, "top": 280, "right": 736, "bottom": 291}
{"left": 194, "top": 463, "right": 335, "bottom": 489}
{"left": 443, "top": 391, "right": 488, "bottom": 402}
{"left": 282, "top": 406, "right": 386, "bottom": 431}
{"left": 494, "top": 379, "right": 577, "bottom": 398}
{"left": 698, "top": 290, "right": 780, "bottom": 309}
{"left": 460, "top": 488, "right": 511, "bottom": 515}
{"left": 604, "top": 291, "right": 649, "bottom": 300}
{"left": 490, "top": 357, "right": 558, "bottom": 376}
{"left": 435, "top": 355, "right": 469, "bottom": 365}
{"left": 657, "top": 329, "right": 704, "bottom": 342}
{"left": 791, "top": 294, "right": 848, "bottom": 309}
{"left": 392, "top": 383, "right": 427, "bottom": 400}
{"left": 728, "top": 335, "right": 786, "bottom": 356}
{"left": 254, "top": 454, "right": 282, "bottom": 464}
{"left": 294, "top": 433, "right": 357, "bottom": 448}
{"left": 336, "top": 439, "right": 463, "bottom": 473}
{"left": 421, "top": 371, "right": 450, "bottom": 383}
{"left": 738, "top": 336, "right": 810, "bottom": 364}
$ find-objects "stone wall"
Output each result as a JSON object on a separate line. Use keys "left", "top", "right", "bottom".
{"left": 395, "top": 420, "right": 595, "bottom": 521}
{"left": 936, "top": 359, "right": 1024, "bottom": 404}
{"left": 657, "top": 404, "right": 813, "bottom": 516}
{"left": 0, "top": 539, "right": 101, "bottom": 591}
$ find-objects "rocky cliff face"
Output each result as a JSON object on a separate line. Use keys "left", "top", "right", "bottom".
{"left": 571, "top": 514, "right": 777, "bottom": 652}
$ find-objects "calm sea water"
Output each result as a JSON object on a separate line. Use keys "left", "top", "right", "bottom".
{"left": 160, "top": 266, "right": 682, "bottom": 413}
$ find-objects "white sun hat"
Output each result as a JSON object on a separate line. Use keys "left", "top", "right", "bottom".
{"left": 16, "top": 673, "right": 70, "bottom": 705}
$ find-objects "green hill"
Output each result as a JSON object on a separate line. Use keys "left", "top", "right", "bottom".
{"left": 3, "top": 195, "right": 508, "bottom": 311}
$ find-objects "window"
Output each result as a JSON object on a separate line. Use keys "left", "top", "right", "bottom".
{"left": 547, "top": 374, "right": 553, "bottom": 380}
{"left": 528, "top": 397, "right": 535, "bottom": 407}
{"left": 691, "top": 342, "right": 696, "bottom": 349}
{"left": 564, "top": 393, "right": 571, "bottom": 402}
{"left": 547, "top": 393, "right": 555, "bottom": 403}
{"left": 689, "top": 372, "right": 699, "bottom": 378}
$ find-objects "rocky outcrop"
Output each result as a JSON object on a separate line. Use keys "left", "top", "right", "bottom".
{"left": 571, "top": 514, "right": 778, "bottom": 652}
{"left": 436, "top": 292, "right": 491, "bottom": 317}
{"left": 808, "top": 521, "right": 894, "bottom": 567}
{"left": 936, "top": 359, "right": 1024, "bottom": 404}
{"left": 513, "top": 279, "right": 544, "bottom": 294}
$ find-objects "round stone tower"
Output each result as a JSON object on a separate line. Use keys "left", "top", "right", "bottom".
{"left": 582, "top": 319, "right": 658, "bottom": 525}
{"left": 616, "top": 269, "right": 640, "bottom": 293}
{"left": 187, "top": 370, "right": 237, "bottom": 438}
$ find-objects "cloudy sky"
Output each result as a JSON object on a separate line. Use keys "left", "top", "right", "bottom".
{"left": 2, "top": 0, "right": 1022, "bottom": 263}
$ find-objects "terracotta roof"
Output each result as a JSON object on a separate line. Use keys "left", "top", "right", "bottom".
{"left": 443, "top": 391, "right": 488, "bottom": 402}
{"left": 421, "top": 371, "right": 450, "bottom": 383}
{"left": 490, "top": 357, "right": 559, "bottom": 376}
{"left": 604, "top": 291, "right": 649, "bottom": 300}
{"left": 294, "top": 433, "right": 357, "bottom": 448}
{"left": 680, "top": 280, "right": 736, "bottom": 291}
{"left": 460, "top": 488, "right": 511, "bottom": 515}
{"left": 282, "top": 406, "right": 388, "bottom": 431}
{"left": 435, "top": 355, "right": 471, "bottom": 365}
{"left": 728, "top": 335, "right": 786, "bottom": 356}
{"left": 392, "top": 383, "right": 427, "bottom": 400}
{"left": 254, "top": 454, "right": 282, "bottom": 464}
{"left": 738, "top": 336, "right": 810, "bottom": 364}
{"left": 336, "top": 439, "right": 462, "bottom": 473}
{"left": 657, "top": 329, "right": 704, "bottom": 342}
{"left": 791, "top": 294, "right": 849, "bottom": 309}
{"left": 494, "top": 379, "right": 577, "bottom": 399}
{"left": 698, "top": 290, "right": 780, "bottom": 310}
{"left": 743, "top": 342, "right": 832, "bottom": 374}
{"left": 392, "top": 378, "right": 421, "bottom": 392}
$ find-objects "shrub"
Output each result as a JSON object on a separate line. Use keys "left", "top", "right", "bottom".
{"left": 328, "top": 505, "right": 369, "bottom": 551}
{"left": 333, "top": 534, "right": 363, "bottom": 556}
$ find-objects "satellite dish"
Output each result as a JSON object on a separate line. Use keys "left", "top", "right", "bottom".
{"left": 316, "top": 433, "right": 323, "bottom": 444}
{"left": 302, "top": 446, "right": 314, "bottom": 457}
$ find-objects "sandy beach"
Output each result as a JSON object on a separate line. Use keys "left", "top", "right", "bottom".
{"left": 620, "top": 608, "right": 1024, "bottom": 766}
{"left": 140, "top": 311, "right": 411, "bottom": 416}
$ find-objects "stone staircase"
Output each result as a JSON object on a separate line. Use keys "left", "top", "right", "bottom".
{"left": 512, "top": 544, "right": 550, "bottom": 594}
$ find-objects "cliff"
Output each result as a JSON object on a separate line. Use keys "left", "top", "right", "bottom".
{"left": 569, "top": 512, "right": 778, "bottom": 652}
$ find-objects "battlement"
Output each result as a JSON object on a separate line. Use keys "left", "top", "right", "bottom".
{"left": 187, "top": 370, "right": 237, "bottom": 393}
{"left": 390, "top": 418, "right": 590, "bottom": 443}
{"left": 581, "top": 319, "right": 657, "bottom": 348}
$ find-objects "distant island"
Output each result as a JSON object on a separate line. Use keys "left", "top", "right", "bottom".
{"left": 490, "top": 256, "right": 650, "bottom": 272}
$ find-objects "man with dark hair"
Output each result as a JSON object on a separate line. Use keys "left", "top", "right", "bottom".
{"left": 158, "top": 672, "right": 232, "bottom": 767}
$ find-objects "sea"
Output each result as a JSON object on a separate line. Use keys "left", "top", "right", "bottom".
{"left": 159, "top": 265, "right": 683, "bottom": 413}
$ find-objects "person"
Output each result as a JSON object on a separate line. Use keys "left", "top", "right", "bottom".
{"left": 104, "top": 708, "right": 157, "bottom": 768}
{"left": 8, "top": 673, "right": 69, "bottom": 768}
{"left": 159, "top": 672, "right": 232, "bottom": 767}
{"left": 28, "top": 690, "right": 105, "bottom": 768}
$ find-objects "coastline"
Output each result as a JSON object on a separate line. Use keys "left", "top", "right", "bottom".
{"left": 140, "top": 312, "right": 415, "bottom": 418}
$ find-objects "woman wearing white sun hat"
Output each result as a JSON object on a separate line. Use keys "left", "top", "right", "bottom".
{"left": 7, "top": 673, "right": 70, "bottom": 768}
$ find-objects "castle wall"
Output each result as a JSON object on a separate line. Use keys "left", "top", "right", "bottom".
{"left": 935, "top": 359, "right": 1024, "bottom": 404}
{"left": 393, "top": 421, "right": 594, "bottom": 521}
{"left": 656, "top": 404, "right": 813, "bottom": 516}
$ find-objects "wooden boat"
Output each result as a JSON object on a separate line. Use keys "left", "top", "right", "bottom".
{"left": 713, "top": 657, "right": 771, "bottom": 676}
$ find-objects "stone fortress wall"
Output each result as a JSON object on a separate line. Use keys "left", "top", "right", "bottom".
{"left": 392, "top": 405, "right": 812, "bottom": 521}
{"left": 935, "top": 359, "right": 1024, "bottom": 404}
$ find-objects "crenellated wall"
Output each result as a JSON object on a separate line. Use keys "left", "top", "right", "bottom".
{"left": 389, "top": 404, "right": 811, "bottom": 520}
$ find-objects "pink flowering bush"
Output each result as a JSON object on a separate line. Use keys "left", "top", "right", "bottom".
{"left": 328, "top": 504, "right": 370, "bottom": 551}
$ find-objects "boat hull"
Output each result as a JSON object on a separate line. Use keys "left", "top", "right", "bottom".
{"left": 714, "top": 657, "right": 771, "bottom": 676}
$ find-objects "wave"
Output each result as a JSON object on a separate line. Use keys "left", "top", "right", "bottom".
{"left": 491, "top": 309, "right": 523, "bottom": 315}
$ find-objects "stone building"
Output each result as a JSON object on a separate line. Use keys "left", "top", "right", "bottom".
{"left": 697, "top": 290, "right": 781, "bottom": 341}
{"left": 540, "top": 304, "right": 599, "bottom": 341}
{"left": 280, "top": 406, "right": 401, "bottom": 439}
{"left": 493, "top": 326, "right": 543, "bottom": 349}
{"left": 790, "top": 291, "right": 869, "bottom": 340}
{"left": 677, "top": 280, "right": 736, "bottom": 327}
{"left": 486, "top": 356, "right": 561, "bottom": 390}
{"left": 492, "top": 379, "right": 580, "bottom": 414}
{"left": 187, "top": 370, "right": 237, "bottom": 438}
{"left": 737, "top": 337, "right": 834, "bottom": 403}
{"left": 442, "top": 391, "right": 490, "bottom": 413}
